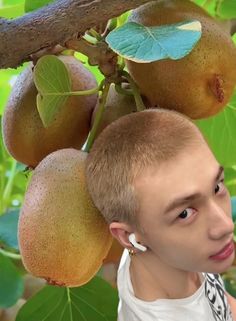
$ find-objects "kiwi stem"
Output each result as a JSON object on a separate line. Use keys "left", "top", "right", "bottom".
{"left": 121, "top": 70, "right": 146, "bottom": 112}
{"left": 83, "top": 81, "right": 111, "bottom": 153}
{"left": 115, "top": 83, "right": 133, "bottom": 96}
{"left": 2, "top": 160, "right": 17, "bottom": 213}
{"left": 0, "top": 248, "right": 21, "bottom": 260}
{"left": 44, "top": 86, "right": 100, "bottom": 97}
{"left": 82, "top": 33, "right": 98, "bottom": 45}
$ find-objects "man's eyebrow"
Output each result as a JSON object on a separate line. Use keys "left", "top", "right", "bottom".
{"left": 164, "top": 165, "right": 224, "bottom": 214}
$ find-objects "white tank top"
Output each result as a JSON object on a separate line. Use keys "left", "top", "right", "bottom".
{"left": 117, "top": 249, "right": 234, "bottom": 321}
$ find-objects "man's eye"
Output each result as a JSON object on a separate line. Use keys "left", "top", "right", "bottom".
{"left": 178, "top": 208, "right": 195, "bottom": 220}
{"left": 215, "top": 179, "right": 225, "bottom": 194}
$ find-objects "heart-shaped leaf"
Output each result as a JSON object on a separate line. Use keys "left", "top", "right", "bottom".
{"left": 16, "top": 276, "right": 118, "bottom": 321}
{"left": 34, "top": 55, "right": 71, "bottom": 128}
{"left": 106, "top": 20, "right": 201, "bottom": 63}
{"left": 195, "top": 93, "right": 236, "bottom": 167}
{"left": 0, "top": 253, "right": 24, "bottom": 308}
{"left": 0, "top": 209, "right": 19, "bottom": 250}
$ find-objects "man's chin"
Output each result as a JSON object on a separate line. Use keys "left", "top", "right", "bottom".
{"left": 205, "top": 253, "right": 236, "bottom": 274}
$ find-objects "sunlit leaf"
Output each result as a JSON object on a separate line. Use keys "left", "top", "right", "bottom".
{"left": 0, "top": 4, "right": 24, "bottom": 18}
{"left": 0, "top": 209, "right": 19, "bottom": 249}
{"left": 34, "top": 55, "right": 71, "bottom": 127}
{"left": 106, "top": 20, "right": 201, "bottom": 63}
{"left": 16, "top": 276, "right": 118, "bottom": 321}
{"left": 25, "top": 0, "right": 55, "bottom": 13}
{"left": 0, "top": 253, "right": 23, "bottom": 308}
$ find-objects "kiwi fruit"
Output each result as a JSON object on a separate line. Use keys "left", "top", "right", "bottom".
{"left": 126, "top": 0, "right": 236, "bottom": 119}
{"left": 2, "top": 55, "right": 98, "bottom": 168}
{"left": 18, "top": 148, "right": 113, "bottom": 287}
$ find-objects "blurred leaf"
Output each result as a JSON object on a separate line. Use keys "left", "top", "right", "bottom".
{"left": 222, "top": 268, "right": 236, "bottom": 297}
{"left": 25, "top": 0, "right": 55, "bottom": 13}
{"left": 0, "top": 4, "right": 24, "bottom": 18}
{"left": 232, "top": 196, "right": 236, "bottom": 222}
{"left": 0, "top": 253, "right": 23, "bottom": 308}
{"left": 106, "top": 20, "right": 202, "bottom": 62}
{"left": 34, "top": 55, "right": 71, "bottom": 127}
{"left": 0, "top": 209, "right": 19, "bottom": 249}
{"left": 216, "top": 0, "right": 236, "bottom": 19}
{"left": 16, "top": 276, "right": 118, "bottom": 321}
{"left": 195, "top": 103, "right": 236, "bottom": 167}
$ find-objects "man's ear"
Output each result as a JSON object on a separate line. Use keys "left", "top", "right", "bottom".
{"left": 109, "top": 222, "right": 132, "bottom": 249}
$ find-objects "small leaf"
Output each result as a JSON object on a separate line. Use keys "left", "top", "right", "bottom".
{"left": 195, "top": 95, "right": 236, "bottom": 167}
{"left": 25, "top": 0, "right": 54, "bottom": 12}
{"left": 106, "top": 20, "right": 201, "bottom": 63}
{"left": 16, "top": 276, "right": 118, "bottom": 321}
{"left": 34, "top": 55, "right": 71, "bottom": 127}
{"left": 0, "top": 209, "right": 19, "bottom": 250}
{"left": 0, "top": 253, "right": 23, "bottom": 308}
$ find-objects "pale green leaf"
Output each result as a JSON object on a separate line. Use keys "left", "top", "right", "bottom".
{"left": 16, "top": 276, "right": 118, "bottom": 321}
{"left": 106, "top": 20, "right": 202, "bottom": 63}
{"left": 34, "top": 55, "right": 71, "bottom": 128}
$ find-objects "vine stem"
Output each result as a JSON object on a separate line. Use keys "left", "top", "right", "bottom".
{"left": 121, "top": 70, "right": 146, "bottom": 112}
{"left": 0, "top": 248, "right": 21, "bottom": 260}
{"left": 2, "top": 159, "right": 17, "bottom": 214}
{"left": 83, "top": 82, "right": 111, "bottom": 153}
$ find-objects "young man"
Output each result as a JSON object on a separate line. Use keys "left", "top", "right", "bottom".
{"left": 86, "top": 109, "right": 236, "bottom": 321}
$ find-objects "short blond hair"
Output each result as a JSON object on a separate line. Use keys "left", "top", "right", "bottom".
{"left": 85, "top": 109, "right": 204, "bottom": 231}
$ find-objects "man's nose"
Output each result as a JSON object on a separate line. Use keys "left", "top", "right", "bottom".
{"left": 208, "top": 200, "right": 234, "bottom": 240}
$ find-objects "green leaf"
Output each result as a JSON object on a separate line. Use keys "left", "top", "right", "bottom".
{"left": 0, "top": 4, "right": 24, "bottom": 18}
{"left": 106, "top": 20, "right": 202, "bottom": 63}
{"left": 195, "top": 102, "right": 236, "bottom": 167}
{"left": 0, "top": 209, "right": 19, "bottom": 249}
{"left": 16, "top": 276, "right": 118, "bottom": 321}
{"left": 25, "top": 0, "right": 55, "bottom": 13}
{"left": 34, "top": 55, "right": 71, "bottom": 128}
{"left": 0, "top": 253, "right": 23, "bottom": 308}
{"left": 216, "top": 0, "right": 236, "bottom": 19}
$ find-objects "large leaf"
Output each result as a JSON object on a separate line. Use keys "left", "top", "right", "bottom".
{"left": 0, "top": 209, "right": 19, "bottom": 249}
{"left": 25, "top": 0, "right": 55, "bottom": 13}
{"left": 34, "top": 55, "right": 71, "bottom": 128}
{"left": 16, "top": 276, "right": 118, "bottom": 321}
{"left": 195, "top": 99, "right": 236, "bottom": 167}
{"left": 106, "top": 20, "right": 201, "bottom": 63}
{"left": 0, "top": 253, "right": 23, "bottom": 308}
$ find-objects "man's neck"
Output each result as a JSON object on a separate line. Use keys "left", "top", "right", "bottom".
{"left": 129, "top": 252, "right": 202, "bottom": 301}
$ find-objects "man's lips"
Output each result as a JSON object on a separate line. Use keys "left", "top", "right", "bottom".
{"left": 209, "top": 240, "right": 235, "bottom": 260}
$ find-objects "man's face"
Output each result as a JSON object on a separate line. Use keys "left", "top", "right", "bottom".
{"left": 134, "top": 140, "right": 235, "bottom": 274}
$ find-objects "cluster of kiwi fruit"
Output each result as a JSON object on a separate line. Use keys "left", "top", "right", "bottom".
{"left": 1, "top": 0, "right": 236, "bottom": 295}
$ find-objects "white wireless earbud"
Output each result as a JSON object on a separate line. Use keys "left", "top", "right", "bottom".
{"left": 128, "top": 233, "right": 147, "bottom": 252}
